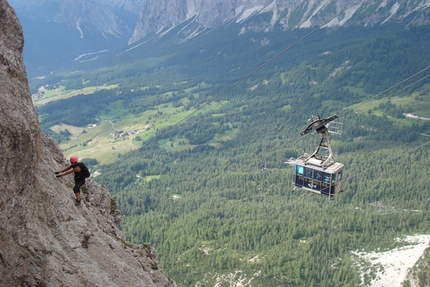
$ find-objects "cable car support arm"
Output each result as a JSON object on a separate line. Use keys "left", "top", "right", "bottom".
{"left": 299, "top": 114, "right": 338, "bottom": 168}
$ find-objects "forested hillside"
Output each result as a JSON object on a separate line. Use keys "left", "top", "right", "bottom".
{"left": 34, "top": 24, "right": 430, "bottom": 286}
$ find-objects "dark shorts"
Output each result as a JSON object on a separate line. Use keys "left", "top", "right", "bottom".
{"left": 73, "top": 178, "right": 86, "bottom": 194}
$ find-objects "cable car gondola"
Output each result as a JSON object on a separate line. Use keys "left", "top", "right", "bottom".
{"left": 292, "top": 114, "right": 344, "bottom": 200}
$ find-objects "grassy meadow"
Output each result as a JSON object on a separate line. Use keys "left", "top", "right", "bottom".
{"left": 349, "top": 83, "right": 430, "bottom": 127}
{"left": 33, "top": 84, "right": 118, "bottom": 106}
{"left": 43, "top": 84, "right": 234, "bottom": 164}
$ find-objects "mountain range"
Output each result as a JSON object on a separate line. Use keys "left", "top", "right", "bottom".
{"left": 8, "top": 0, "right": 430, "bottom": 76}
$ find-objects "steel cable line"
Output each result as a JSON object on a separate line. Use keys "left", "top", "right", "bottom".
{"left": 188, "top": 68, "right": 430, "bottom": 195}
{"left": 112, "top": 0, "right": 428, "bottom": 200}
{"left": 137, "top": 0, "right": 366, "bottom": 149}
{"left": 281, "top": 69, "right": 430, "bottom": 199}
{"left": 137, "top": 43, "right": 430, "bottom": 205}
{"left": 254, "top": 67, "right": 430, "bottom": 161}
{"left": 337, "top": 65, "right": 430, "bottom": 118}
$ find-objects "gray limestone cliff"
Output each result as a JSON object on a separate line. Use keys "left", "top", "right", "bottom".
{"left": 0, "top": 1, "right": 175, "bottom": 286}
{"left": 129, "top": 0, "right": 430, "bottom": 44}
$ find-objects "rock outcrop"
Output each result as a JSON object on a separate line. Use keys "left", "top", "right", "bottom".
{"left": 0, "top": 1, "right": 175, "bottom": 286}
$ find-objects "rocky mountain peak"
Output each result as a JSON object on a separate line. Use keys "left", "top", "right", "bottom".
{"left": 7, "top": 0, "right": 430, "bottom": 76}
{"left": 0, "top": 1, "right": 175, "bottom": 286}
{"left": 129, "top": 0, "right": 430, "bottom": 44}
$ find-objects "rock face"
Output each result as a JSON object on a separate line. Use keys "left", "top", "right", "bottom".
{"left": 10, "top": 0, "right": 430, "bottom": 46}
{"left": 0, "top": 1, "right": 175, "bottom": 286}
{"left": 129, "top": 0, "right": 430, "bottom": 43}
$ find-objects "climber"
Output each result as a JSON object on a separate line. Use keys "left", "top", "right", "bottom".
{"left": 55, "top": 155, "right": 86, "bottom": 206}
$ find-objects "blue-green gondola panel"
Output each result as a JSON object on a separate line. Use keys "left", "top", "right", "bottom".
{"left": 293, "top": 164, "right": 335, "bottom": 195}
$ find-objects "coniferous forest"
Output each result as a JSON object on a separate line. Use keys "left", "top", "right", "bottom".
{"left": 33, "top": 24, "right": 430, "bottom": 286}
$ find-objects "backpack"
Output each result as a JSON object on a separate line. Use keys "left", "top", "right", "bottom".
{"left": 78, "top": 162, "right": 91, "bottom": 178}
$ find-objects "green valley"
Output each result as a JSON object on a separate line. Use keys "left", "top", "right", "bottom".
{"left": 32, "top": 24, "right": 430, "bottom": 286}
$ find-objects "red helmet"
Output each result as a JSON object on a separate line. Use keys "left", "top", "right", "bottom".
{"left": 70, "top": 156, "right": 78, "bottom": 163}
